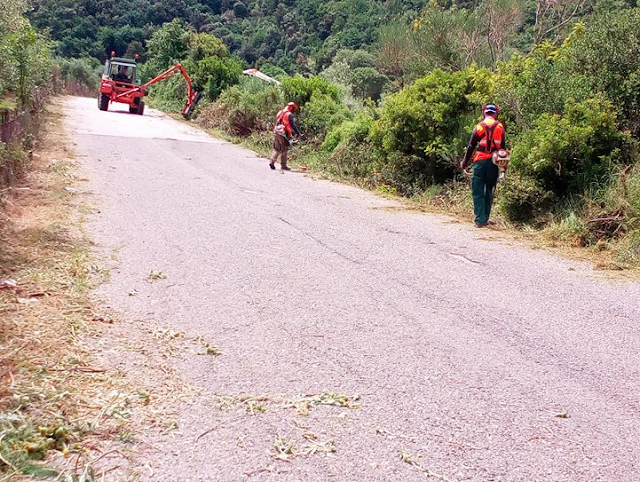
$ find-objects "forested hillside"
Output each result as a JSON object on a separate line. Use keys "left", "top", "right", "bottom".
{"left": 31, "top": 0, "right": 637, "bottom": 74}
{"left": 29, "top": 0, "right": 429, "bottom": 70}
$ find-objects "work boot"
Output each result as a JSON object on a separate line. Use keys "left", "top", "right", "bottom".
{"left": 269, "top": 163, "right": 276, "bottom": 170}
{"left": 281, "top": 165, "right": 292, "bottom": 171}
{"left": 475, "top": 222, "right": 486, "bottom": 228}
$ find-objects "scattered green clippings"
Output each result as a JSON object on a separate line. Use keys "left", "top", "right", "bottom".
{"left": 400, "top": 450, "right": 453, "bottom": 482}
{"left": 215, "top": 392, "right": 360, "bottom": 416}
{"left": 270, "top": 434, "right": 335, "bottom": 461}
{"left": 147, "top": 270, "right": 167, "bottom": 281}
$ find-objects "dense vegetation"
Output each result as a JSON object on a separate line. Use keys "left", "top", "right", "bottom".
{"left": 29, "top": 0, "right": 431, "bottom": 69}
{"left": 1, "top": 0, "right": 51, "bottom": 106}
{"left": 1, "top": 0, "right": 53, "bottom": 190}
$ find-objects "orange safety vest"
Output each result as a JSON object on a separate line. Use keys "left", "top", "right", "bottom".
{"left": 474, "top": 117, "right": 504, "bottom": 162}
{"left": 275, "top": 108, "right": 293, "bottom": 137}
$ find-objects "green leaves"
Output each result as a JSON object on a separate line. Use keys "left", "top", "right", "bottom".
{"left": 370, "top": 69, "right": 476, "bottom": 185}
{"left": 145, "top": 19, "right": 189, "bottom": 72}
{"left": 195, "top": 56, "right": 242, "bottom": 100}
{"left": 144, "top": 23, "right": 240, "bottom": 106}
{"left": 0, "top": 6, "right": 52, "bottom": 104}
{"left": 512, "top": 97, "right": 633, "bottom": 195}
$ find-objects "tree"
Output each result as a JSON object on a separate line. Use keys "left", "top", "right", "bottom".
{"left": 145, "top": 19, "right": 189, "bottom": 73}
{"left": 377, "top": 22, "right": 414, "bottom": 89}
{"left": 189, "top": 32, "right": 227, "bottom": 62}
{"left": 232, "top": 1, "right": 249, "bottom": 18}
{"left": 412, "top": 2, "right": 463, "bottom": 70}
{"left": 97, "top": 25, "right": 145, "bottom": 58}
{"left": 0, "top": 2, "right": 52, "bottom": 104}
{"left": 533, "top": 0, "right": 594, "bottom": 44}
{"left": 482, "top": 0, "right": 525, "bottom": 65}
{"left": 560, "top": 8, "right": 640, "bottom": 135}
{"left": 333, "top": 48, "right": 376, "bottom": 69}
{"left": 349, "top": 67, "right": 388, "bottom": 100}
{"left": 196, "top": 56, "right": 242, "bottom": 100}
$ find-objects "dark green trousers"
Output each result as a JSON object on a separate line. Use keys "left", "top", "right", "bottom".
{"left": 471, "top": 159, "right": 499, "bottom": 225}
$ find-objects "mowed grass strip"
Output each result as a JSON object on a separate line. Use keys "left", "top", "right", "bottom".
{"left": 0, "top": 103, "right": 128, "bottom": 481}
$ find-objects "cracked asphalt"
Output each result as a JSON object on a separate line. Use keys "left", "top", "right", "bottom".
{"left": 65, "top": 96, "right": 640, "bottom": 481}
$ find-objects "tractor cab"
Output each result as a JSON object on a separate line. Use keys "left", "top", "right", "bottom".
{"left": 103, "top": 57, "right": 139, "bottom": 85}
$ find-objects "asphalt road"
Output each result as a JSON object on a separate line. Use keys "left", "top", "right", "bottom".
{"left": 65, "top": 96, "right": 640, "bottom": 482}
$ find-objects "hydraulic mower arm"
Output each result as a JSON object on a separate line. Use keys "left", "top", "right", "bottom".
{"left": 116, "top": 64, "right": 203, "bottom": 119}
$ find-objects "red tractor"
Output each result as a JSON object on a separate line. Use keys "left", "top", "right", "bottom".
{"left": 98, "top": 53, "right": 202, "bottom": 118}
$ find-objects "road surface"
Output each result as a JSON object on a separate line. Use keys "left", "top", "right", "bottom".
{"left": 64, "top": 96, "right": 640, "bottom": 481}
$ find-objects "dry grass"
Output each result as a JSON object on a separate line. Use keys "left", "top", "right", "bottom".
{"left": 0, "top": 100, "right": 201, "bottom": 481}
{"left": 0, "top": 102, "right": 131, "bottom": 481}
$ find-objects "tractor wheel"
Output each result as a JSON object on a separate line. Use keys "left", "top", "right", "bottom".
{"left": 129, "top": 105, "right": 138, "bottom": 114}
{"left": 137, "top": 101, "right": 145, "bottom": 116}
{"left": 98, "top": 93, "right": 109, "bottom": 111}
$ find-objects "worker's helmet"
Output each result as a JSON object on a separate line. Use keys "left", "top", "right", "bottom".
{"left": 483, "top": 103, "right": 498, "bottom": 116}
{"left": 287, "top": 101, "right": 299, "bottom": 112}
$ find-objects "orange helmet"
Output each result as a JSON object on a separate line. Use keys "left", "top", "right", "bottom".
{"left": 287, "top": 101, "right": 299, "bottom": 112}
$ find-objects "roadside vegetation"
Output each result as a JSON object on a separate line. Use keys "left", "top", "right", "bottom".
{"left": 0, "top": 0, "right": 52, "bottom": 193}
{"left": 1, "top": 4, "right": 119, "bottom": 480}
{"left": 189, "top": 3, "right": 640, "bottom": 268}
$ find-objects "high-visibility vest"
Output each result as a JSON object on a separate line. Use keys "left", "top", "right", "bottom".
{"left": 474, "top": 116, "right": 504, "bottom": 162}
{"left": 275, "top": 108, "right": 293, "bottom": 136}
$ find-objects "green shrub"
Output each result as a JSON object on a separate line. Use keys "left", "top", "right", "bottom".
{"left": 378, "top": 151, "right": 447, "bottom": 197}
{"left": 370, "top": 69, "right": 477, "bottom": 186}
{"left": 202, "top": 83, "right": 282, "bottom": 135}
{"left": 560, "top": 10, "right": 640, "bottom": 136}
{"left": 147, "top": 65, "right": 195, "bottom": 112}
{"left": 300, "top": 91, "right": 352, "bottom": 139}
{"left": 322, "top": 113, "right": 374, "bottom": 152}
{"left": 259, "top": 63, "right": 288, "bottom": 80}
{"left": 195, "top": 56, "right": 242, "bottom": 101}
{"left": 53, "top": 57, "right": 101, "bottom": 95}
{"left": 349, "top": 67, "right": 388, "bottom": 100}
{"left": 510, "top": 96, "right": 635, "bottom": 196}
{"left": 497, "top": 173, "right": 556, "bottom": 224}
{"left": 280, "top": 76, "right": 342, "bottom": 107}
{"left": 188, "top": 33, "right": 227, "bottom": 62}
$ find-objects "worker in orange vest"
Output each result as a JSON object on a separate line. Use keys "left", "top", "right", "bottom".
{"left": 270, "top": 102, "right": 300, "bottom": 171}
{"left": 460, "top": 103, "right": 506, "bottom": 227}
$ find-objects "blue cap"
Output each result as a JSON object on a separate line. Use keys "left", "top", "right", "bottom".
{"left": 484, "top": 103, "right": 498, "bottom": 115}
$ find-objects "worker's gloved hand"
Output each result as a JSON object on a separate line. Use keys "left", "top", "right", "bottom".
{"left": 459, "top": 160, "right": 468, "bottom": 171}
